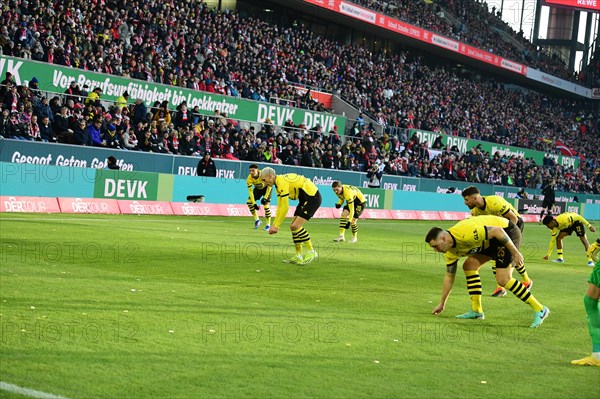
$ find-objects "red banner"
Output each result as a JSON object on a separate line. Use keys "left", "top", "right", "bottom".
{"left": 290, "top": 85, "right": 333, "bottom": 108}
{"left": 543, "top": 0, "right": 600, "bottom": 12}
{"left": 302, "top": 0, "right": 526, "bottom": 75}
{"left": 0, "top": 196, "right": 60, "bottom": 213}
{"left": 58, "top": 198, "right": 121, "bottom": 214}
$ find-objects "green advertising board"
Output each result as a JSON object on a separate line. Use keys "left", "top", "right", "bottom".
{"left": 93, "top": 169, "right": 173, "bottom": 201}
{"left": 360, "top": 188, "right": 389, "bottom": 209}
{"left": 410, "top": 129, "right": 579, "bottom": 168}
{"left": 0, "top": 56, "right": 346, "bottom": 132}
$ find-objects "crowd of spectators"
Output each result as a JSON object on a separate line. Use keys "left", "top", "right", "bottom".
{"left": 352, "top": 0, "right": 579, "bottom": 83}
{"left": 0, "top": 0, "right": 598, "bottom": 194}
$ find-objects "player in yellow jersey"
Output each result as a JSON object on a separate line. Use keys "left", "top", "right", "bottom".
{"left": 462, "top": 186, "right": 533, "bottom": 297}
{"left": 542, "top": 212, "right": 597, "bottom": 266}
{"left": 331, "top": 181, "right": 367, "bottom": 243}
{"left": 587, "top": 238, "right": 600, "bottom": 263}
{"left": 425, "top": 215, "right": 549, "bottom": 328}
{"left": 261, "top": 167, "right": 322, "bottom": 265}
{"left": 246, "top": 164, "right": 272, "bottom": 230}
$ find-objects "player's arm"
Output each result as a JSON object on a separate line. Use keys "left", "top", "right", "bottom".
{"left": 573, "top": 214, "right": 596, "bottom": 232}
{"left": 272, "top": 193, "right": 289, "bottom": 229}
{"left": 246, "top": 175, "right": 256, "bottom": 203}
{"left": 544, "top": 230, "right": 558, "bottom": 260}
{"left": 503, "top": 209, "right": 519, "bottom": 225}
{"left": 433, "top": 262, "right": 457, "bottom": 315}
{"left": 486, "top": 226, "right": 523, "bottom": 266}
{"left": 265, "top": 185, "right": 273, "bottom": 201}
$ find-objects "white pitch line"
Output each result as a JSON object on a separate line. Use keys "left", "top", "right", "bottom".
{"left": 0, "top": 382, "right": 69, "bottom": 399}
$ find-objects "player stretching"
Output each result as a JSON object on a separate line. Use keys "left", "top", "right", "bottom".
{"left": 426, "top": 215, "right": 549, "bottom": 328}
{"left": 542, "top": 213, "right": 597, "bottom": 266}
{"left": 246, "top": 164, "right": 272, "bottom": 230}
{"left": 461, "top": 186, "right": 533, "bottom": 297}
{"left": 332, "top": 181, "right": 366, "bottom": 243}
{"left": 261, "top": 167, "right": 322, "bottom": 265}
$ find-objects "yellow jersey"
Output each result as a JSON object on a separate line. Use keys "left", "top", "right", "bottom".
{"left": 246, "top": 171, "right": 272, "bottom": 203}
{"left": 335, "top": 184, "right": 366, "bottom": 217}
{"left": 470, "top": 195, "right": 520, "bottom": 219}
{"left": 445, "top": 215, "right": 509, "bottom": 268}
{"left": 273, "top": 174, "right": 318, "bottom": 227}
{"left": 546, "top": 212, "right": 592, "bottom": 256}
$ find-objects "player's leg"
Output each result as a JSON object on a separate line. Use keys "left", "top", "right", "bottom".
{"left": 291, "top": 191, "right": 322, "bottom": 265}
{"left": 247, "top": 196, "right": 260, "bottom": 228}
{"left": 456, "top": 255, "right": 487, "bottom": 319}
{"left": 576, "top": 225, "right": 594, "bottom": 266}
{"left": 490, "top": 261, "right": 507, "bottom": 297}
{"left": 284, "top": 216, "right": 309, "bottom": 264}
{"left": 539, "top": 205, "right": 549, "bottom": 223}
{"left": 509, "top": 223, "right": 533, "bottom": 287}
{"left": 496, "top": 255, "right": 548, "bottom": 328}
{"left": 349, "top": 217, "right": 359, "bottom": 243}
{"left": 262, "top": 197, "right": 272, "bottom": 231}
{"left": 553, "top": 232, "right": 568, "bottom": 262}
{"left": 335, "top": 208, "right": 350, "bottom": 242}
{"left": 349, "top": 201, "right": 365, "bottom": 243}
{"left": 572, "top": 262, "right": 600, "bottom": 366}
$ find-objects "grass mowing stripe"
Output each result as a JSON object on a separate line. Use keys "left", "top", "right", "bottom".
{"left": 0, "top": 382, "right": 69, "bottom": 399}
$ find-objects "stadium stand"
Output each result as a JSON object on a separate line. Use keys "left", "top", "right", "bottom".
{"left": 0, "top": 0, "right": 598, "bottom": 194}
{"left": 350, "top": 0, "right": 578, "bottom": 83}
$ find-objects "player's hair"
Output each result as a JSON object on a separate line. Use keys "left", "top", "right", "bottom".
{"left": 542, "top": 215, "right": 555, "bottom": 226}
{"left": 331, "top": 180, "right": 342, "bottom": 188}
{"left": 425, "top": 227, "right": 444, "bottom": 243}
{"left": 261, "top": 167, "right": 276, "bottom": 179}
{"left": 461, "top": 186, "right": 480, "bottom": 197}
{"left": 249, "top": 164, "right": 259, "bottom": 169}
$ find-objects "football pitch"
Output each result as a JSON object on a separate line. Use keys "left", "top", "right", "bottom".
{"left": 0, "top": 213, "right": 598, "bottom": 398}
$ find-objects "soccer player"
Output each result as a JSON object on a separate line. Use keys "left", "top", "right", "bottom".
{"left": 425, "top": 215, "right": 550, "bottom": 328}
{"left": 587, "top": 238, "right": 600, "bottom": 263}
{"left": 542, "top": 213, "right": 597, "bottom": 266}
{"left": 462, "top": 186, "right": 533, "bottom": 297}
{"left": 331, "top": 181, "right": 367, "bottom": 243}
{"left": 571, "top": 258, "right": 600, "bottom": 367}
{"left": 246, "top": 164, "right": 272, "bottom": 230}
{"left": 261, "top": 167, "right": 322, "bottom": 265}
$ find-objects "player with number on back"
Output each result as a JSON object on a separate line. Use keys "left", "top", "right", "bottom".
{"left": 425, "top": 215, "right": 549, "bottom": 328}
{"left": 461, "top": 186, "right": 533, "bottom": 297}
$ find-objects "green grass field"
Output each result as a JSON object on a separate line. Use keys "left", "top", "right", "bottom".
{"left": 0, "top": 213, "right": 598, "bottom": 398}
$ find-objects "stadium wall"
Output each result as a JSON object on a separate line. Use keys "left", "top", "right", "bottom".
{"left": 1, "top": 162, "right": 598, "bottom": 220}
{"left": 2, "top": 140, "right": 599, "bottom": 205}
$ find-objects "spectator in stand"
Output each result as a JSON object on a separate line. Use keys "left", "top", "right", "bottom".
{"left": 197, "top": 153, "right": 217, "bottom": 177}
{"left": 39, "top": 115, "right": 55, "bottom": 142}
{"left": 87, "top": 119, "right": 104, "bottom": 147}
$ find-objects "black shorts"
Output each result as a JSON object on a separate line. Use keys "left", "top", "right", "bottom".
{"left": 294, "top": 190, "right": 322, "bottom": 221}
{"left": 561, "top": 221, "right": 586, "bottom": 237}
{"left": 480, "top": 221, "right": 521, "bottom": 269}
{"left": 343, "top": 200, "right": 366, "bottom": 219}
{"left": 252, "top": 187, "right": 269, "bottom": 201}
